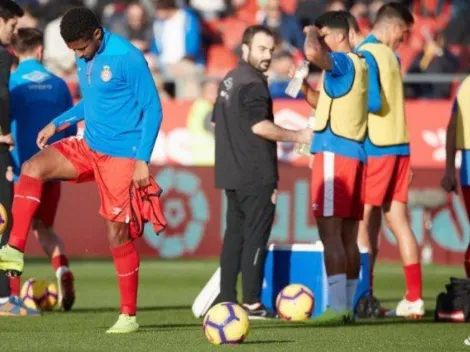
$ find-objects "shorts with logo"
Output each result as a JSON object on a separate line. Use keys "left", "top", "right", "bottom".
{"left": 365, "top": 155, "right": 410, "bottom": 206}
{"left": 52, "top": 137, "right": 136, "bottom": 223}
{"left": 14, "top": 181, "right": 61, "bottom": 227}
{"left": 311, "top": 152, "right": 366, "bottom": 221}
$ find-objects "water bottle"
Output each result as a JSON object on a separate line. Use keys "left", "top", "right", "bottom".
{"left": 295, "top": 115, "right": 315, "bottom": 156}
{"left": 285, "top": 61, "right": 310, "bottom": 98}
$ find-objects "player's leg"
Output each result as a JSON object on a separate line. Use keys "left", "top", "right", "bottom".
{"left": 90, "top": 153, "right": 139, "bottom": 333}
{"left": 382, "top": 156, "right": 423, "bottom": 318}
{"left": 32, "top": 181, "right": 75, "bottom": 310}
{"left": 106, "top": 220, "right": 140, "bottom": 334}
{"left": 342, "top": 219, "right": 360, "bottom": 313}
{"left": 0, "top": 138, "right": 91, "bottom": 276}
{"left": 460, "top": 186, "right": 470, "bottom": 277}
{"left": 311, "top": 152, "right": 348, "bottom": 315}
{"left": 358, "top": 205, "right": 382, "bottom": 294}
{"left": 219, "top": 190, "right": 244, "bottom": 304}
{"left": 0, "top": 153, "right": 39, "bottom": 316}
{"left": 239, "top": 183, "right": 276, "bottom": 318}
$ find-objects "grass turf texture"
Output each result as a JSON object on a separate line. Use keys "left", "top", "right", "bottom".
{"left": 0, "top": 259, "right": 467, "bottom": 351}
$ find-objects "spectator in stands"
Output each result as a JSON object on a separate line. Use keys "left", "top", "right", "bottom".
{"left": 406, "top": 31, "right": 458, "bottom": 99}
{"left": 268, "top": 50, "right": 302, "bottom": 99}
{"left": 43, "top": 0, "right": 83, "bottom": 79}
{"left": 150, "top": 0, "right": 204, "bottom": 99}
{"left": 16, "top": 4, "right": 40, "bottom": 29}
{"left": 350, "top": 0, "right": 370, "bottom": 34}
{"left": 325, "top": 0, "right": 347, "bottom": 11}
{"left": 188, "top": 0, "right": 231, "bottom": 20}
{"left": 110, "top": 1, "right": 153, "bottom": 48}
{"left": 295, "top": 0, "right": 326, "bottom": 29}
{"left": 258, "top": 0, "right": 304, "bottom": 50}
{"left": 186, "top": 78, "right": 219, "bottom": 164}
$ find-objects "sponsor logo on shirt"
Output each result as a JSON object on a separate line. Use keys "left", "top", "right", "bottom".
{"left": 22, "top": 70, "right": 50, "bottom": 83}
{"left": 101, "top": 65, "right": 112, "bottom": 82}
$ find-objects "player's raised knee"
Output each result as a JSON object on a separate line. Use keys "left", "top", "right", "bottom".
{"left": 20, "top": 158, "right": 46, "bottom": 179}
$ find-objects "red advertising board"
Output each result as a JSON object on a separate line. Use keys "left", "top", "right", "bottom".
{"left": 21, "top": 99, "right": 468, "bottom": 265}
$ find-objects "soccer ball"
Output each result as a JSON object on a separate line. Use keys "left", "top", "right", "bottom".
{"left": 276, "top": 284, "right": 315, "bottom": 321}
{"left": 20, "top": 278, "right": 58, "bottom": 311}
{"left": 203, "top": 302, "right": 249, "bottom": 345}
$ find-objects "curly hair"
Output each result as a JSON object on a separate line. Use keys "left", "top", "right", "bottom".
{"left": 59, "top": 7, "right": 101, "bottom": 43}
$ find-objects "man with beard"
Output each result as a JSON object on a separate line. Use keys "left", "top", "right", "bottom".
{"left": 213, "top": 25, "right": 312, "bottom": 319}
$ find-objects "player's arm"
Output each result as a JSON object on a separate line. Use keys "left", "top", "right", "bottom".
{"left": 442, "top": 99, "right": 458, "bottom": 193}
{"left": 300, "top": 81, "right": 320, "bottom": 108}
{"left": 37, "top": 100, "right": 85, "bottom": 149}
{"left": 360, "top": 50, "right": 382, "bottom": 113}
{"left": 244, "top": 83, "right": 312, "bottom": 144}
{"left": 304, "top": 26, "right": 332, "bottom": 71}
{"left": 61, "top": 83, "right": 78, "bottom": 137}
{"left": 124, "top": 50, "right": 163, "bottom": 188}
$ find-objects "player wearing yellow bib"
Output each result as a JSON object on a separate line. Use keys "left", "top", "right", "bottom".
{"left": 356, "top": 3, "right": 424, "bottom": 318}
{"left": 302, "top": 11, "right": 368, "bottom": 321}
{"left": 442, "top": 75, "right": 470, "bottom": 277}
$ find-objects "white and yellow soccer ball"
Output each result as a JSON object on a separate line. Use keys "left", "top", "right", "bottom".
{"left": 276, "top": 284, "right": 315, "bottom": 321}
{"left": 203, "top": 302, "right": 249, "bottom": 345}
{"left": 20, "top": 278, "right": 58, "bottom": 311}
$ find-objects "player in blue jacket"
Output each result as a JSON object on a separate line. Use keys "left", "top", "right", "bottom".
{"left": 8, "top": 28, "right": 77, "bottom": 311}
{"left": 0, "top": 8, "right": 163, "bottom": 333}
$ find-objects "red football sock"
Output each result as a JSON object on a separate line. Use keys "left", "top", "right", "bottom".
{"left": 110, "top": 241, "right": 139, "bottom": 316}
{"left": 52, "top": 255, "right": 70, "bottom": 272}
{"left": 404, "top": 263, "right": 422, "bottom": 302}
{"left": 9, "top": 175, "right": 43, "bottom": 252}
{"left": 9, "top": 276, "right": 20, "bottom": 297}
{"left": 465, "top": 244, "right": 470, "bottom": 278}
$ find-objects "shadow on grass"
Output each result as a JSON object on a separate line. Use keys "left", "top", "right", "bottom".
{"left": 69, "top": 305, "right": 191, "bottom": 314}
{"left": 242, "top": 340, "right": 294, "bottom": 345}
{"left": 140, "top": 323, "right": 202, "bottom": 330}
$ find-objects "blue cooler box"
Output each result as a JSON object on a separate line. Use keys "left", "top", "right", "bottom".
{"left": 261, "top": 243, "right": 370, "bottom": 317}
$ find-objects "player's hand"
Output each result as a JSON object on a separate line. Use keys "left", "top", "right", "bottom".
{"left": 133, "top": 160, "right": 150, "bottom": 189}
{"left": 297, "top": 127, "right": 314, "bottom": 144}
{"left": 0, "top": 133, "right": 14, "bottom": 151}
{"left": 37, "top": 123, "right": 57, "bottom": 149}
{"left": 408, "top": 169, "right": 414, "bottom": 185}
{"left": 288, "top": 65, "right": 296, "bottom": 79}
{"left": 303, "top": 25, "right": 320, "bottom": 36}
{"left": 441, "top": 170, "right": 457, "bottom": 193}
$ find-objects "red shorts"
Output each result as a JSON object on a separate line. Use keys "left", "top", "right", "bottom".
{"left": 311, "top": 152, "right": 366, "bottom": 220}
{"left": 365, "top": 155, "right": 410, "bottom": 206}
{"left": 15, "top": 182, "right": 61, "bottom": 227}
{"left": 52, "top": 137, "right": 136, "bottom": 223}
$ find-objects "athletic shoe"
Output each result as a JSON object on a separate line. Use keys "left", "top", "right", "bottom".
{"left": 243, "top": 303, "right": 276, "bottom": 320}
{"left": 0, "top": 245, "right": 24, "bottom": 276}
{"left": 0, "top": 296, "right": 40, "bottom": 316}
{"left": 395, "top": 298, "right": 425, "bottom": 319}
{"left": 106, "top": 314, "right": 139, "bottom": 334}
{"left": 58, "top": 271, "right": 75, "bottom": 311}
{"left": 464, "top": 337, "right": 470, "bottom": 346}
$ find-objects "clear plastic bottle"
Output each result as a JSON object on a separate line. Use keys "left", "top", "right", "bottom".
{"left": 295, "top": 115, "right": 315, "bottom": 156}
{"left": 285, "top": 61, "right": 310, "bottom": 98}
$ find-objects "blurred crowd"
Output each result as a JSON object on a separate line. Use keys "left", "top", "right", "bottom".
{"left": 13, "top": 0, "right": 470, "bottom": 101}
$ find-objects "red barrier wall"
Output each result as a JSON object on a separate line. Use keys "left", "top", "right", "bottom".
{"left": 21, "top": 99, "right": 468, "bottom": 265}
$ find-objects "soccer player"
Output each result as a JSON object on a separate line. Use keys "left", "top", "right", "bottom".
{"left": 0, "top": 7, "right": 163, "bottom": 333}
{"left": 441, "top": 74, "right": 470, "bottom": 276}
{"left": 303, "top": 11, "right": 368, "bottom": 320}
{"left": 8, "top": 28, "right": 76, "bottom": 311}
{"left": 355, "top": 3, "right": 424, "bottom": 317}
{"left": 0, "top": 0, "right": 40, "bottom": 316}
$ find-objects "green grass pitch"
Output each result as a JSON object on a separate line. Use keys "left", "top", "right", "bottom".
{"left": 0, "top": 259, "right": 468, "bottom": 351}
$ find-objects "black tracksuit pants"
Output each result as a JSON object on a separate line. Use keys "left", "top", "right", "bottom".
{"left": 219, "top": 183, "right": 276, "bottom": 305}
{"left": 0, "top": 152, "right": 12, "bottom": 298}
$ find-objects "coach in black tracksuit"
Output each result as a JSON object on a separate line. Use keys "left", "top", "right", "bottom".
{"left": 213, "top": 25, "right": 312, "bottom": 318}
{"left": 0, "top": 0, "right": 23, "bottom": 307}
